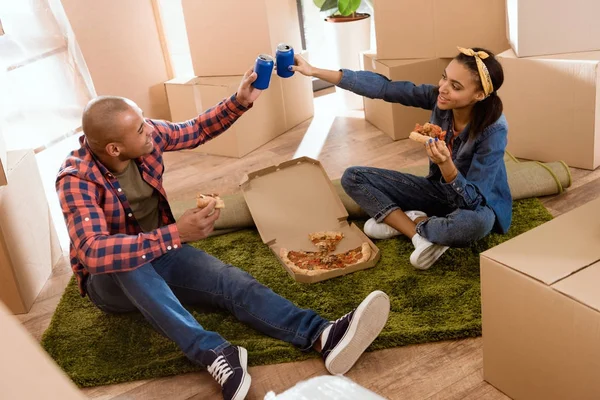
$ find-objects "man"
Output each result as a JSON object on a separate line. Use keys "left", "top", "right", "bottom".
{"left": 56, "top": 68, "right": 390, "bottom": 400}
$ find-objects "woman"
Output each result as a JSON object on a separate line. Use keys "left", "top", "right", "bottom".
{"left": 290, "top": 47, "right": 511, "bottom": 270}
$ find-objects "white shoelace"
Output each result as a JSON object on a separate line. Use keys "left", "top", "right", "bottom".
{"left": 333, "top": 311, "right": 351, "bottom": 325}
{"left": 207, "top": 355, "right": 233, "bottom": 386}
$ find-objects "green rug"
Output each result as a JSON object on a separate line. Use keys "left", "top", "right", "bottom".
{"left": 41, "top": 198, "right": 552, "bottom": 388}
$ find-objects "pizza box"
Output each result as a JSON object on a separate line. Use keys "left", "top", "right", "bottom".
{"left": 240, "top": 157, "right": 381, "bottom": 283}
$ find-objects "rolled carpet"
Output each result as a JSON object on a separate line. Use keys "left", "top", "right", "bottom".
{"left": 169, "top": 153, "right": 570, "bottom": 234}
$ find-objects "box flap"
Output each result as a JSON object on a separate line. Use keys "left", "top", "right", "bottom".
{"left": 193, "top": 75, "right": 242, "bottom": 88}
{"left": 482, "top": 197, "right": 600, "bottom": 285}
{"left": 362, "top": 52, "right": 431, "bottom": 72}
{"left": 240, "top": 157, "right": 348, "bottom": 245}
{"left": 553, "top": 261, "right": 600, "bottom": 313}
{"left": 166, "top": 75, "right": 242, "bottom": 88}
{"left": 500, "top": 48, "right": 600, "bottom": 62}
{"left": 165, "top": 76, "right": 196, "bottom": 86}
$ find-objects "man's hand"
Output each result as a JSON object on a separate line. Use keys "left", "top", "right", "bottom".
{"left": 289, "top": 54, "right": 314, "bottom": 77}
{"left": 175, "top": 198, "right": 221, "bottom": 243}
{"left": 235, "top": 68, "right": 261, "bottom": 107}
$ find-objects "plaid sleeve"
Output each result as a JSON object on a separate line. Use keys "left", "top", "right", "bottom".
{"left": 152, "top": 94, "right": 250, "bottom": 152}
{"left": 57, "top": 173, "right": 181, "bottom": 275}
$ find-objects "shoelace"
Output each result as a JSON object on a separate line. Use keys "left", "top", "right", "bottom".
{"left": 332, "top": 310, "right": 352, "bottom": 325}
{"left": 207, "top": 355, "right": 233, "bottom": 386}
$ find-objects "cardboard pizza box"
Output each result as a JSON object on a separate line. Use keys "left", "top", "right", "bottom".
{"left": 240, "top": 157, "right": 380, "bottom": 283}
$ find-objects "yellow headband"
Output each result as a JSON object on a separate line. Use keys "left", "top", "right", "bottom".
{"left": 457, "top": 46, "right": 494, "bottom": 97}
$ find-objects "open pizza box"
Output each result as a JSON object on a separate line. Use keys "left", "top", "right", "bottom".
{"left": 240, "top": 157, "right": 381, "bottom": 283}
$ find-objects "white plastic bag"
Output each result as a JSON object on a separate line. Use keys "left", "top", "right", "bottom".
{"left": 264, "top": 375, "right": 387, "bottom": 400}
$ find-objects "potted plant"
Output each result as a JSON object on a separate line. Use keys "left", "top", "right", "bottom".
{"left": 314, "top": 0, "right": 372, "bottom": 22}
{"left": 313, "top": 0, "right": 373, "bottom": 109}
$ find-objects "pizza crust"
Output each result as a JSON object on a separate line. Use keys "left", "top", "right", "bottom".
{"left": 196, "top": 193, "right": 225, "bottom": 209}
{"left": 279, "top": 247, "right": 322, "bottom": 276}
{"left": 357, "top": 243, "right": 372, "bottom": 264}
{"left": 409, "top": 122, "right": 446, "bottom": 145}
{"left": 308, "top": 231, "right": 344, "bottom": 240}
{"left": 409, "top": 131, "right": 433, "bottom": 144}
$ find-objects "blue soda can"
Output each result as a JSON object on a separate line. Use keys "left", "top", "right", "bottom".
{"left": 252, "top": 54, "right": 275, "bottom": 90}
{"left": 276, "top": 43, "right": 295, "bottom": 78}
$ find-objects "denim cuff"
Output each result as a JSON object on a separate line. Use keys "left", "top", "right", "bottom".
{"left": 303, "top": 320, "right": 332, "bottom": 352}
{"left": 337, "top": 69, "right": 357, "bottom": 91}
{"left": 374, "top": 204, "right": 400, "bottom": 223}
{"left": 441, "top": 171, "right": 480, "bottom": 208}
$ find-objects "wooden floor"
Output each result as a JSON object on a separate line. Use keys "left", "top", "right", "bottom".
{"left": 18, "top": 88, "right": 600, "bottom": 399}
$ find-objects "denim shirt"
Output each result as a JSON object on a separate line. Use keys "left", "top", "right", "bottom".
{"left": 338, "top": 69, "right": 512, "bottom": 234}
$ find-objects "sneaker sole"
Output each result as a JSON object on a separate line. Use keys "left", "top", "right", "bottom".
{"left": 325, "top": 290, "right": 390, "bottom": 375}
{"left": 411, "top": 244, "right": 449, "bottom": 270}
{"left": 232, "top": 347, "right": 252, "bottom": 400}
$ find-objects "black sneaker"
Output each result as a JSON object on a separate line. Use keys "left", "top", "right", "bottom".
{"left": 321, "top": 290, "right": 390, "bottom": 375}
{"left": 207, "top": 345, "right": 251, "bottom": 400}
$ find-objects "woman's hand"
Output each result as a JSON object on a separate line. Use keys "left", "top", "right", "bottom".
{"left": 289, "top": 54, "right": 314, "bottom": 77}
{"left": 426, "top": 138, "right": 451, "bottom": 165}
{"left": 426, "top": 139, "right": 458, "bottom": 182}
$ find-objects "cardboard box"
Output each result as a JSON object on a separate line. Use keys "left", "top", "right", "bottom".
{"left": 362, "top": 53, "right": 449, "bottom": 140}
{"left": 0, "top": 118, "right": 7, "bottom": 186}
{"left": 506, "top": 0, "right": 600, "bottom": 57}
{"left": 0, "top": 301, "right": 85, "bottom": 399}
{"left": 61, "top": 0, "right": 171, "bottom": 119}
{"left": 280, "top": 67, "right": 315, "bottom": 132}
{"left": 498, "top": 49, "right": 600, "bottom": 170}
{"left": 481, "top": 197, "right": 600, "bottom": 400}
{"left": 182, "top": 0, "right": 302, "bottom": 76}
{"left": 0, "top": 150, "right": 63, "bottom": 314}
{"left": 374, "top": 0, "right": 509, "bottom": 59}
{"left": 165, "top": 72, "right": 313, "bottom": 158}
{"left": 240, "top": 157, "right": 380, "bottom": 283}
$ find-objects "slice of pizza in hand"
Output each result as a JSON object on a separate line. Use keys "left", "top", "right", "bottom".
{"left": 409, "top": 122, "right": 447, "bottom": 144}
{"left": 196, "top": 193, "right": 225, "bottom": 209}
{"left": 308, "top": 231, "right": 344, "bottom": 253}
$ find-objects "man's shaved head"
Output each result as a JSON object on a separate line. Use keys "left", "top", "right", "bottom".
{"left": 82, "top": 96, "right": 139, "bottom": 152}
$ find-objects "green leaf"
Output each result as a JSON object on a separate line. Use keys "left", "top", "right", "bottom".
{"left": 338, "top": 0, "right": 361, "bottom": 16}
{"left": 312, "top": 0, "right": 326, "bottom": 8}
{"left": 318, "top": 0, "right": 338, "bottom": 12}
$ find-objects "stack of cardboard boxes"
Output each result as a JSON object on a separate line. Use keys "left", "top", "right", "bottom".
{"left": 498, "top": 0, "right": 600, "bottom": 170}
{"left": 480, "top": 4, "right": 600, "bottom": 398}
{"left": 0, "top": 132, "right": 62, "bottom": 315}
{"left": 61, "top": 0, "right": 172, "bottom": 120}
{"left": 365, "top": 0, "right": 509, "bottom": 140}
{"left": 164, "top": 0, "right": 314, "bottom": 158}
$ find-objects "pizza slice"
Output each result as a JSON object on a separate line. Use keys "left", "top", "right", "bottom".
{"left": 196, "top": 193, "right": 225, "bottom": 209}
{"left": 409, "top": 122, "right": 447, "bottom": 144}
{"left": 308, "top": 231, "right": 344, "bottom": 253}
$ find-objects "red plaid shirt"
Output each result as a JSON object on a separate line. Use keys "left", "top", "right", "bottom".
{"left": 56, "top": 95, "right": 249, "bottom": 296}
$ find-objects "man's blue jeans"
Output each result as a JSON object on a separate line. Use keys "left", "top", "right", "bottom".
{"left": 86, "top": 244, "right": 330, "bottom": 366}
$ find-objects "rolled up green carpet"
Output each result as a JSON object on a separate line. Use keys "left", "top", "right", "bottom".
{"left": 169, "top": 155, "right": 571, "bottom": 234}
